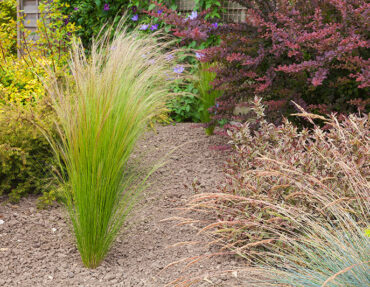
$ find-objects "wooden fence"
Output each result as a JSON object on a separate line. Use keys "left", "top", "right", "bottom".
{"left": 17, "top": 0, "right": 39, "bottom": 35}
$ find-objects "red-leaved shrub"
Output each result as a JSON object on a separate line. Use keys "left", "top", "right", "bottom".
{"left": 151, "top": 0, "right": 369, "bottom": 123}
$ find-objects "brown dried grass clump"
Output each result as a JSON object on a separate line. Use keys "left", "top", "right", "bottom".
{"left": 174, "top": 97, "right": 369, "bottom": 286}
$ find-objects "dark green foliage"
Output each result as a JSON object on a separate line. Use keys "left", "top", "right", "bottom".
{"left": 58, "top": 0, "right": 173, "bottom": 48}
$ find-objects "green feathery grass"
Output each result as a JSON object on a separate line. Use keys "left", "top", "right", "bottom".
{"left": 197, "top": 62, "right": 221, "bottom": 135}
{"left": 46, "top": 24, "right": 181, "bottom": 268}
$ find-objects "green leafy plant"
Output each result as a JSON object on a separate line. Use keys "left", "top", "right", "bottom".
{"left": 45, "top": 24, "right": 182, "bottom": 268}
{"left": 167, "top": 85, "right": 202, "bottom": 123}
{"left": 196, "top": 62, "right": 221, "bottom": 135}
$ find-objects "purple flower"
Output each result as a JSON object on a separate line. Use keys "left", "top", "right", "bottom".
{"left": 63, "top": 18, "right": 69, "bottom": 25}
{"left": 187, "top": 11, "right": 198, "bottom": 20}
{"left": 212, "top": 22, "right": 218, "bottom": 28}
{"left": 103, "top": 4, "right": 110, "bottom": 11}
{"left": 173, "top": 65, "right": 184, "bottom": 74}
{"left": 195, "top": 52, "right": 204, "bottom": 60}
{"left": 131, "top": 6, "right": 137, "bottom": 13}
{"left": 74, "top": 7, "right": 79, "bottom": 11}
{"left": 139, "top": 24, "right": 149, "bottom": 30}
{"left": 165, "top": 54, "right": 174, "bottom": 61}
{"left": 157, "top": 9, "right": 163, "bottom": 15}
{"left": 150, "top": 24, "right": 158, "bottom": 31}
{"left": 131, "top": 14, "right": 138, "bottom": 21}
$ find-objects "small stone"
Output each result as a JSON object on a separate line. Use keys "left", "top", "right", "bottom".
{"left": 104, "top": 273, "right": 116, "bottom": 281}
{"left": 0, "top": 219, "right": 4, "bottom": 225}
{"left": 8, "top": 219, "right": 17, "bottom": 225}
{"left": 68, "top": 272, "right": 74, "bottom": 278}
{"left": 33, "top": 242, "right": 41, "bottom": 248}
{"left": 51, "top": 228, "right": 57, "bottom": 233}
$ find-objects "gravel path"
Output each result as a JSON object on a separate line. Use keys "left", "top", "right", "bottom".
{"left": 0, "top": 123, "right": 247, "bottom": 287}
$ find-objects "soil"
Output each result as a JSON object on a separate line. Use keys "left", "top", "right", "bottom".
{"left": 0, "top": 123, "right": 248, "bottom": 287}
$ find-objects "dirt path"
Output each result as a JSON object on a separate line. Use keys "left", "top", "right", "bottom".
{"left": 0, "top": 123, "right": 246, "bottom": 287}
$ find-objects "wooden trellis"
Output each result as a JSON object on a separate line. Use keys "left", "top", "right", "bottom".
{"left": 175, "top": 0, "right": 196, "bottom": 11}
{"left": 175, "top": 0, "right": 247, "bottom": 23}
{"left": 221, "top": 1, "right": 247, "bottom": 23}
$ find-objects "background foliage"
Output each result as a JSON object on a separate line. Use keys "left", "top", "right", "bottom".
{"left": 57, "top": 0, "right": 222, "bottom": 123}
{"left": 155, "top": 0, "right": 370, "bottom": 125}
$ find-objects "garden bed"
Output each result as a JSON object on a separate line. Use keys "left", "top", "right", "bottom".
{"left": 0, "top": 123, "right": 248, "bottom": 287}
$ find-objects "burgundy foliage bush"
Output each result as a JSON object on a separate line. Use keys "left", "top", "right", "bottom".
{"left": 150, "top": 0, "right": 369, "bottom": 123}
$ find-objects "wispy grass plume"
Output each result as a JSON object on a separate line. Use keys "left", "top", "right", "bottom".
{"left": 46, "top": 24, "right": 181, "bottom": 268}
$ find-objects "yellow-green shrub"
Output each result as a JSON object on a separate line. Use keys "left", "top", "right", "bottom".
{"left": 0, "top": 0, "right": 76, "bottom": 203}
{"left": 0, "top": 0, "right": 16, "bottom": 55}
{"left": 0, "top": 60, "right": 46, "bottom": 105}
{"left": 0, "top": 101, "right": 57, "bottom": 202}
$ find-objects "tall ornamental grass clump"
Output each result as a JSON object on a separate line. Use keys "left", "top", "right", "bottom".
{"left": 173, "top": 97, "right": 369, "bottom": 286}
{"left": 46, "top": 25, "right": 180, "bottom": 268}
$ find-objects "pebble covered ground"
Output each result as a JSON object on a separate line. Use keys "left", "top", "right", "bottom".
{"left": 0, "top": 123, "right": 249, "bottom": 287}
